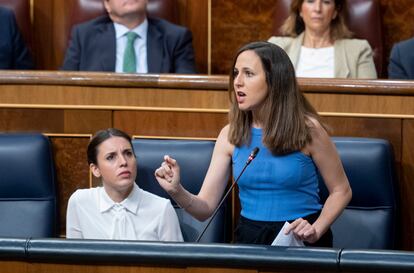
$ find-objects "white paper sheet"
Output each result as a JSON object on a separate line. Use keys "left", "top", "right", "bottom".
{"left": 271, "top": 221, "right": 305, "bottom": 247}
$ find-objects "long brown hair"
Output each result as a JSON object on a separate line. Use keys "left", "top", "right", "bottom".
{"left": 228, "top": 41, "right": 320, "bottom": 155}
{"left": 280, "top": 0, "right": 352, "bottom": 40}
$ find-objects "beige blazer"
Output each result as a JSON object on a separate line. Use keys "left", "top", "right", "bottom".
{"left": 268, "top": 32, "right": 377, "bottom": 79}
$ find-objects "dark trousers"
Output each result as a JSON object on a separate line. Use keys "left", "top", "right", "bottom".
{"left": 234, "top": 211, "right": 333, "bottom": 247}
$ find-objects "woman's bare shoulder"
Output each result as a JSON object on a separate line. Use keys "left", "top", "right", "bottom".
{"left": 305, "top": 117, "right": 331, "bottom": 150}
{"left": 305, "top": 116, "right": 324, "bottom": 131}
{"left": 217, "top": 124, "right": 234, "bottom": 155}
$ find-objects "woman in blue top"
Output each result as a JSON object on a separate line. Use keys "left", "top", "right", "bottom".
{"left": 155, "top": 41, "right": 352, "bottom": 246}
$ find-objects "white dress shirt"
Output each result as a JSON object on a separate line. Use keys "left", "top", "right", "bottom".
{"left": 296, "top": 46, "right": 335, "bottom": 78}
{"left": 66, "top": 183, "right": 183, "bottom": 241}
{"left": 114, "top": 19, "right": 148, "bottom": 73}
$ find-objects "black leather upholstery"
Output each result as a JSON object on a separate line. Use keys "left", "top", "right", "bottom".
{"left": 318, "top": 137, "right": 397, "bottom": 249}
{"left": 0, "top": 134, "right": 57, "bottom": 237}
{"left": 68, "top": 0, "right": 179, "bottom": 27}
{"left": 340, "top": 249, "right": 414, "bottom": 273}
{"left": 27, "top": 238, "right": 340, "bottom": 269}
{"left": 1, "top": 237, "right": 413, "bottom": 271}
{"left": 0, "top": 238, "right": 27, "bottom": 259}
{"left": 132, "top": 138, "right": 228, "bottom": 243}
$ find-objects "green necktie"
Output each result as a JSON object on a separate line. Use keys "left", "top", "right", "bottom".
{"left": 123, "top": 32, "right": 139, "bottom": 73}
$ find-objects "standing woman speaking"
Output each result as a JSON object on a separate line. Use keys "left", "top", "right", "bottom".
{"left": 155, "top": 41, "right": 352, "bottom": 246}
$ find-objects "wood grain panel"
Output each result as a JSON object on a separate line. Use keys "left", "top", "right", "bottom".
{"left": 2, "top": 262, "right": 326, "bottom": 273}
{"left": 28, "top": 263, "right": 185, "bottom": 273}
{"left": 63, "top": 110, "right": 112, "bottom": 133}
{"left": 184, "top": 0, "right": 209, "bottom": 74}
{"left": 0, "top": 109, "right": 63, "bottom": 132}
{"left": 401, "top": 119, "right": 414, "bottom": 250}
{"left": 306, "top": 93, "right": 414, "bottom": 116}
{"left": 0, "top": 261, "right": 27, "bottom": 273}
{"left": 0, "top": 262, "right": 262, "bottom": 273}
{"left": 321, "top": 117, "right": 402, "bottom": 163}
{"left": 0, "top": 109, "right": 112, "bottom": 134}
{"left": 32, "top": 0, "right": 54, "bottom": 69}
{"left": 50, "top": 136, "right": 91, "bottom": 236}
{"left": 52, "top": 0, "right": 73, "bottom": 71}
{"left": 380, "top": 0, "right": 414, "bottom": 77}
{"left": 0, "top": 260, "right": 344, "bottom": 273}
{"left": 114, "top": 111, "right": 227, "bottom": 138}
{"left": 0, "top": 85, "right": 229, "bottom": 110}
{"left": 211, "top": 0, "right": 275, "bottom": 74}
{"left": 7, "top": 74, "right": 414, "bottom": 116}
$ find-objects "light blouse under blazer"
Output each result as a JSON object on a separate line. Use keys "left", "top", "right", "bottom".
{"left": 268, "top": 32, "right": 377, "bottom": 79}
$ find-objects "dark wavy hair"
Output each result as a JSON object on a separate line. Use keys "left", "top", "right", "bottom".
{"left": 87, "top": 128, "right": 134, "bottom": 165}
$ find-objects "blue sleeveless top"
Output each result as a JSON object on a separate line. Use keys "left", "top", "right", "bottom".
{"left": 232, "top": 127, "right": 322, "bottom": 221}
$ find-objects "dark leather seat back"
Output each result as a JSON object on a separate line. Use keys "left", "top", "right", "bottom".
{"left": 318, "top": 137, "right": 397, "bottom": 249}
{"left": 272, "top": 0, "right": 384, "bottom": 77}
{"left": 340, "top": 249, "right": 414, "bottom": 272}
{"left": 0, "top": 0, "right": 32, "bottom": 50}
{"left": 0, "top": 133, "right": 57, "bottom": 237}
{"left": 67, "top": 0, "right": 179, "bottom": 37}
{"left": 132, "top": 138, "right": 228, "bottom": 243}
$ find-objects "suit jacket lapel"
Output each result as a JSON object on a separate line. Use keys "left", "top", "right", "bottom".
{"left": 289, "top": 32, "right": 305, "bottom": 68}
{"left": 334, "top": 40, "right": 350, "bottom": 78}
{"left": 147, "top": 20, "right": 163, "bottom": 73}
{"left": 96, "top": 19, "right": 116, "bottom": 72}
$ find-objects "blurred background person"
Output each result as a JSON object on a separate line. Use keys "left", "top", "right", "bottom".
{"left": 67, "top": 128, "right": 183, "bottom": 241}
{"left": 388, "top": 36, "right": 414, "bottom": 79}
{"left": 0, "top": 5, "right": 34, "bottom": 69}
{"left": 62, "top": 0, "right": 196, "bottom": 73}
{"left": 268, "top": 0, "right": 376, "bottom": 79}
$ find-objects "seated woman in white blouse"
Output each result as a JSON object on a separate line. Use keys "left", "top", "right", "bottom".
{"left": 66, "top": 128, "right": 183, "bottom": 241}
{"left": 268, "top": 0, "right": 377, "bottom": 79}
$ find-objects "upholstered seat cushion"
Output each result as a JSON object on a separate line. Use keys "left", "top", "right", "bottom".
{"left": 0, "top": 133, "right": 57, "bottom": 237}
{"left": 319, "top": 137, "right": 397, "bottom": 249}
{"left": 132, "top": 138, "right": 229, "bottom": 243}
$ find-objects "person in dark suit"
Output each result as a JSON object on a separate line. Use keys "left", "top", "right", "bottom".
{"left": 0, "top": 6, "right": 34, "bottom": 69}
{"left": 62, "top": 0, "right": 196, "bottom": 74}
{"left": 388, "top": 37, "right": 414, "bottom": 79}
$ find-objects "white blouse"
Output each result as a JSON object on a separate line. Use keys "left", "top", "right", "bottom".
{"left": 66, "top": 183, "right": 183, "bottom": 242}
{"left": 296, "top": 46, "right": 334, "bottom": 78}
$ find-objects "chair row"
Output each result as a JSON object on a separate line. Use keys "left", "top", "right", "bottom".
{"left": 0, "top": 133, "right": 398, "bottom": 249}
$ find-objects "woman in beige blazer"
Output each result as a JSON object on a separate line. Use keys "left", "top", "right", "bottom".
{"left": 268, "top": 0, "right": 377, "bottom": 79}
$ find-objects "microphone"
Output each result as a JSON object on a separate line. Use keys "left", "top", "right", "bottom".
{"left": 246, "top": 147, "right": 259, "bottom": 165}
{"left": 195, "top": 147, "right": 260, "bottom": 242}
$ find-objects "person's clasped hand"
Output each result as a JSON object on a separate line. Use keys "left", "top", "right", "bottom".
{"left": 154, "top": 155, "right": 181, "bottom": 194}
{"left": 284, "top": 218, "right": 320, "bottom": 244}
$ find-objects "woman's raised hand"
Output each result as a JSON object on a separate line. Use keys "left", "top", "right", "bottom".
{"left": 154, "top": 155, "right": 181, "bottom": 195}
